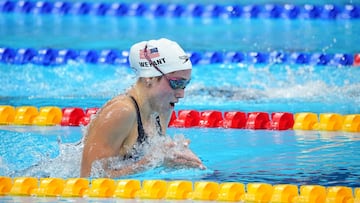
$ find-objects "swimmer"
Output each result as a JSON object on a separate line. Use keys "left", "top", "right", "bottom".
{"left": 80, "top": 38, "right": 205, "bottom": 178}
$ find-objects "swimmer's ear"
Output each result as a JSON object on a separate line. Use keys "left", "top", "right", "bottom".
{"left": 143, "top": 77, "right": 161, "bottom": 87}
{"left": 143, "top": 78, "right": 153, "bottom": 87}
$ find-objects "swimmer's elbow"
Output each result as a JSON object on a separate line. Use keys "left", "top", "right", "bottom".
{"left": 80, "top": 167, "right": 90, "bottom": 178}
{"left": 80, "top": 161, "right": 91, "bottom": 177}
{"left": 80, "top": 155, "right": 93, "bottom": 178}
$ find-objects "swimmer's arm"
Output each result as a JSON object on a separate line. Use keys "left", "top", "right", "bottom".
{"left": 80, "top": 99, "right": 136, "bottom": 177}
{"left": 102, "top": 156, "right": 151, "bottom": 178}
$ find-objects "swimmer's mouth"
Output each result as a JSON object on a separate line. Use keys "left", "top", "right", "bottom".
{"left": 170, "top": 102, "right": 175, "bottom": 108}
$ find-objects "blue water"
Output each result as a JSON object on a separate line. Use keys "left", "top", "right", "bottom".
{"left": 1, "top": 0, "right": 360, "bottom": 193}
{"left": 1, "top": 63, "right": 360, "bottom": 114}
{"left": 1, "top": 13, "right": 360, "bottom": 53}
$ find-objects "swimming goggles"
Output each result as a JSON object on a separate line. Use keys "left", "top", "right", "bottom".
{"left": 143, "top": 45, "right": 190, "bottom": 90}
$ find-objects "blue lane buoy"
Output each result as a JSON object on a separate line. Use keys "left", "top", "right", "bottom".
{"left": 189, "top": 51, "right": 202, "bottom": 65}
{"left": 186, "top": 4, "right": 203, "bottom": 17}
{"left": 68, "top": 2, "right": 92, "bottom": 15}
{"left": 290, "top": 53, "right": 310, "bottom": 64}
{"left": 98, "top": 49, "right": 119, "bottom": 64}
{"left": 167, "top": 3, "right": 185, "bottom": 17}
{"left": 196, "top": 51, "right": 213, "bottom": 64}
{"left": 224, "top": 51, "right": 245, "bottom": 63}
{"left": 269, "top": 51, "right": 288, "bottom": 64}
{"left": 126, "top": 3, "right": 147, "bottom": 16}
{"left": 14, "top": 0, "right": 35, "bottom": 13}
{"left": 207, "top": 51, "right": 224, "bottom": 63}
{"left": 310, "top": 53, "right": 332, "bottom": 65}
{"left": 149, "top": 3, "right": 167, "bottom": 17}
{"left": 0, "top": 47, "right": 16, "bottom": 63}
{"left": 203, "top": 4, "right": 224, "bottom": 17}
{"left": 242, "top": 4, "right": 261, "bottom": 18}
{"left": 225, "top": 5, "right": 242, "bottom": 18}
{"left": 0, "top": 0, "right": 16, "bottom": 12}
{"left": 115, "top": 50, "right": 129, "bottom": 65}
{"left": 32, "top": 48, "right": 58, "bottom": 66}
{"left": 106, "top": 3, "right": 128, "bottom": 16}
{"left": 14, "top": 48, "right": 37, "bottom": 64}
{"left": 300, "top": 4, "right": 322, "bottom": 19}
{"left": 321, "top": 4, "right": 341, "bottom": 19}
{"left": 56, "top": 49, "right": 79, "bottom": 64}
{"left": 342, "top": 4, "right": 360, "bottom": 18}
{"left": 282, "top": 4, "right": 300, "bottom": 19}
{"left": 331, "top": 53, "right": 353, "bottom": 66}
{"left": 246, "top": 52, "right": 269, "bottom": 63}
{"left": 91, "top": 3, "right": 110, "bottom": 16}
{"left": 78, "top": 50, "right": 99, "bottom": 64}
{"left": 32, "top": 1, "right": 54, "bottom": 14}
{"left": 262, "top": 4, "right": 283, "bottom": 18}
{"left": 52, "top": 1, "right": 72, "bottom": 14}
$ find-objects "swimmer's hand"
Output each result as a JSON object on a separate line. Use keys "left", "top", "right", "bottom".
{"left": 166, "top": 149, "right": 206, "bottom": 170}
{"left": 163, "top": 140, "right": 206, "bottom": 170}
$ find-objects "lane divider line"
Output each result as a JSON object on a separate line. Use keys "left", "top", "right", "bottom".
{"left": 0, "top": 1, "right": 359, "bottom": 20}
{"left": 0, "top": 47, "right": 359, "bottom": 66}
{"left": 0, "top": 176, "right": 358, "bottom": 202}
{"left": 1, "top": 105, "right": 359, "bottom": 132}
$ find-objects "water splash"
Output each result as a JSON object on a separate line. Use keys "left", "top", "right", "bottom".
{"left": 0, "top": 125, "right": 206, "bottom": 179}
{"left": 10, "top": 142, "right": 83, "bottom": 178}
{"left": 90, "top": 134, "right": 206, "bottom": 178}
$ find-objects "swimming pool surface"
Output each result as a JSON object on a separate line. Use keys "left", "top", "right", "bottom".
{"left": 1, "top": 0, "right": 360, "bottom": 202}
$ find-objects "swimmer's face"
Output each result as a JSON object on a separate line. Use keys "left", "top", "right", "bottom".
{"left": 153, "top": 69, "right": 191, "bottom": 111}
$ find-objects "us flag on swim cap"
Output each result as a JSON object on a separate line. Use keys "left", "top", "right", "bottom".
{"left": 139, "top": 47, "right": 160, "bottom": 59}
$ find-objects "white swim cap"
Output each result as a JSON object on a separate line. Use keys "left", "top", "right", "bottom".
{"left": 129, "top": 38, "right": 192, "bottom": 77}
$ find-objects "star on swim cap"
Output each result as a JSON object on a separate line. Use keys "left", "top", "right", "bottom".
{"left": 129, "top": 38, "right": 192, "bottom": 77}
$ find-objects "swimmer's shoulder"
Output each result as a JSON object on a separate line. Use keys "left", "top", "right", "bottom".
{"left": 97, "top": 94, "right": 137, "bottom": 123}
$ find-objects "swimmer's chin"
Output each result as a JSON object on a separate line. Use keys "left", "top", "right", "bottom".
{"left": 170, "top": 102, "right": 175, "bottom": 108}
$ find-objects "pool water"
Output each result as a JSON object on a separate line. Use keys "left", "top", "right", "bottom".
{"left": 1, "top": 0, "right": 360, "bottom": 196}
{"left": 1, "top": 125, "right": 360, "bottom": 188}
{"left": 1, "top": 63, "right": 360, "bottom": 113}
{"left": 1, "top": 14, "right": 360, "bottom": 53}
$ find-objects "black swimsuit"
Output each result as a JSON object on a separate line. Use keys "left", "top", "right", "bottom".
{"left": 129, "top": 95, "right": 147, "bottom": 144}
{"left": 125, "top": 96, "right": 162, "bottom": 159}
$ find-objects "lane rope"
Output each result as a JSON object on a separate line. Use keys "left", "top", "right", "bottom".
{"left": 0, "top": 105, "right": 359, "bottom": 132}
{"left": 0, "top": 47, "right": 359, "bottom": 66}
{"left": 0, "top": 1, "right": 359, "bottom": 19}
{"left": 0, "top": 177, "right": 359, "bottom": 202}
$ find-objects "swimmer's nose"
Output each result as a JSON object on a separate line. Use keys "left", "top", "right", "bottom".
{"left": 175, "top": 88, "right": 185, "bottom": 98}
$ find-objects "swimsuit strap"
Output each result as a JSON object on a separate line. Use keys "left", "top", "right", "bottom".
{"left": 129, "top": 95, "right": 147, "bottom": 144}
{"left": 155, "top": 114, "right": 163, "bottom": 136}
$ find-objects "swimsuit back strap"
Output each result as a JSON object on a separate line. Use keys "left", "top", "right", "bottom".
{"left": 129, "top": 96, "right": 147, "bottom": 143}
